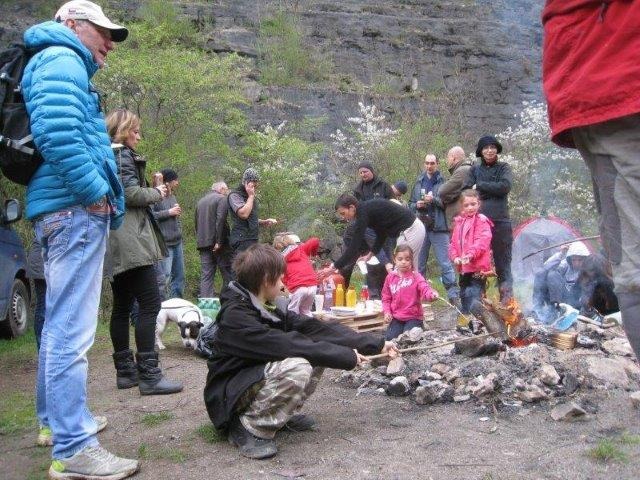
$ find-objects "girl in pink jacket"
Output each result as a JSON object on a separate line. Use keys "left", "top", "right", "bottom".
{"left": 448, "top": 190, "right": 493, "bottom": 320}
{"left": 381, "top": 245, "right": 438, "bottom": 340}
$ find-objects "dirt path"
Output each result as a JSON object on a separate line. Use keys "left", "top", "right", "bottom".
{"left": 2, "top": 328, "right": 640, "bottom": 480}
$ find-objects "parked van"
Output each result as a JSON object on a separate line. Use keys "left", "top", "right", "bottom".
{"left": 0, "top": 198, "right": 30, "bottom": 338}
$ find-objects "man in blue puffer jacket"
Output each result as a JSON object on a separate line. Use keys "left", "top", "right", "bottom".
{"left": 21, "top": 2, "right": 138, "bottom": 479}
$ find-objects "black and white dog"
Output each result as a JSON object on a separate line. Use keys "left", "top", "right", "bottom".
{"left": 155, "top": 298, "right": 204, "bottom": 350}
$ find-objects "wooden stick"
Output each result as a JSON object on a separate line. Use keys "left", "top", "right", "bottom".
{"left": 365, "top": 331, "right": 500, "bottom": 360}
{"left": 521, "top": 235, "right": 600, "bottom": 261}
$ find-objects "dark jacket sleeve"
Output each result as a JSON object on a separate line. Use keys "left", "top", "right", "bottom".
{"left": 216, "top": 304, "right": 362, "bottom": 369}
{"left": 334, "top": 210, "right": 369, "bottom": 270}
{"left": 286, "top": 310, "right": 385, "bottom": 356}
{"left": 115, "top": 149, "right": 161, "bottom": 207}
{"left": 462, "top": 165, "right": 478, "bottom": 191}
{"left": 382, "top": 181, "right": 394, "bottom": 200}
{"left": 476, "top": 163, "right": 512, "bottom": 197}
{"left": 215, "top": 197, "right": 228, "bottom": 245}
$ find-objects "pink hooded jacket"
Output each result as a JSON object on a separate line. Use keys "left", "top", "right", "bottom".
{"left": 448, "top": 213, "right": 493, "bottom": 274}
{"left": 381, "top": 271, "right": 437, "bottom": 321}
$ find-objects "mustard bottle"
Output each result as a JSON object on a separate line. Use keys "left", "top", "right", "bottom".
{"left": 346, "top": 286, "right": 357, "bottom": 307}
{"left": 335, "top": 283, "right": 345, "bottom": 307}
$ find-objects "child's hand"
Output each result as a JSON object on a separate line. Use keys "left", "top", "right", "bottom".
{"left": 431, "top": 292, "right": 439, "bottom": 300}
{"left": 382, "top": 341, "right": 400, "bottom": 359}
{"left": 461, "top": 255, "right": 470, "bottom": 264}
{"left": 384, "top": 313, "right": 392, "bottom": 323}
{"left": 354, "top": 349, "right": 369, "bottom": 366}
{"left": 453, "top": 257, "right": 462, "bottom": 265}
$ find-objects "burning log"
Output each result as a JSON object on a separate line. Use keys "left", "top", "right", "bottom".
{"left": 471, "top": 297, "right": 537, "bottom": 347}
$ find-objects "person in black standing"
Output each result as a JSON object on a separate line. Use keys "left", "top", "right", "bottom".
{"left": 463, "top": 135, "right": 514, "bottom": 302}
{"left": 227, "top": 168, "right": 277, "bottom": 257}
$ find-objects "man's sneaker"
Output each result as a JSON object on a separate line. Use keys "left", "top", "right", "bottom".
{"left": 228, "top": 416, "right": 277, "bottom": 459}
{"left": 37, "top": 415, "right": 108, "bottom": 447}
{"left": 37, "top": 426, "right": 53, "bottom": 447}
{"left": 284, "top": 414, "right": 316, "bottom": 432}
{"left": 48, "top": 445, "right": 139, "bottom": 479}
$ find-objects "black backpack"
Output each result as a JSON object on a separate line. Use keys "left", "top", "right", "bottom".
{"left": 0, "top": 44, "right": 43, "bottom": 185}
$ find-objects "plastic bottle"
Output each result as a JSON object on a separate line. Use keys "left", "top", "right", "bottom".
{"left": 324, "top": 280, "right": 334, "bottom": 310}
{"left": 335, "top": 283, "right": 345, "bottom": 307}
{"left": 360, "top": 284, "right": 369, "bottom": 302}
{"left": 346, "top": 286, "right": 357, "bottom": 307}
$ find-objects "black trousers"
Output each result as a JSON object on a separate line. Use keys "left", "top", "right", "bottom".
{"left": 110, "top": 265, "right": 161, "bottom": 353}
{"left": 491, "top": 220, "right": 513, "bottom": 299}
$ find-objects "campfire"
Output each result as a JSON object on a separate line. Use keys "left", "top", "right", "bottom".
{"left": 472, "top": 297, "right": 538, "bottom": 348}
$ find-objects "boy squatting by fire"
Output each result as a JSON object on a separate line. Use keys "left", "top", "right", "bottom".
{"left": 204, "top": 244, "right": 399, "bottom": 459}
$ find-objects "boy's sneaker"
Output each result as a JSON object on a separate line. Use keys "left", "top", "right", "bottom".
{"left": 48, "top": 445, "right": 139, "bottom": 479}
{"left": 37, "top": 415, "right": 108, "bottom": 447}
{"left": 228, "top": 415, "right": 277, "bottom": 459}
{"left": 284, "top": 414, "right": 316, "bottom": 432}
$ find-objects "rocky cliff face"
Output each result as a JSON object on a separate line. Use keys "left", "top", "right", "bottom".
{"left": 1, "top": 0, "right": 543, "bottom": 140}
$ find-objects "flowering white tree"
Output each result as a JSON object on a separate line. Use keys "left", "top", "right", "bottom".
{"left": 329, "top": 103, "right": 398, "bottom": 188}
{"left": 498, "top": 101, "right": 597, "bottom": 233}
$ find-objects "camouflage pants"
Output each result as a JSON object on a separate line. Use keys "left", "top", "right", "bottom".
{"left": 235, "top": 357, "right": 323, "bottom": 439}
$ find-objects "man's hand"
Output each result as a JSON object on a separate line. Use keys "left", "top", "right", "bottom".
{"left": 245, "top": 181, "right": 256, "bottom": 197}
{"left": 416, "top": 200, "right": 425, "bottom": 209}
{"left": 354, "top": 349, "right": 369, "bottom": 366}
{"left": 357, "top": 252, "right": 373, "bottom": 263}
{"left": 168, "top": 204, "right": 181, "bottom": 216}
{"left": 381, "top": 341, "right": 400, "bottom": 359}
{"left": 318, "top": 265, "right": 336, "bottom": 280}
{"left": 264, "top": 218, "right": 277, "bottom": 226}
{"left": 156, "top": 184, "right": 168, "bottom": 198}
{"left": 212, "top": 243, "right": 220, "bottom": 252}
{"left": 385, "top": 262, "right": 394, "bottom": 273}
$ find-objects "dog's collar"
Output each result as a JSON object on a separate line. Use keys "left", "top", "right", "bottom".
{"left": 178, "top": 308, "right": 202, "bottom": 324}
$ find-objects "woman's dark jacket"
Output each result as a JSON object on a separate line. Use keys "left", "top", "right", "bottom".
{"left": 204, "top": 282, "right": 384, "bottom": 431}
{"left": 463, "top": 159, "right": 513, "bottom": 221}
{"left": 106, "top": 145, "right": 167, "bottom": 277}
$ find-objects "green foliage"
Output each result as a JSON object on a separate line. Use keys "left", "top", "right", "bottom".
{"left": 257, "top": 11, "right": 331, "bottom": 86}
{"left": 377, "top": 116, "right": 458, "bottom": 186}
{"left": 137, "top": 442, "right": 188, "bottom": 463}
{"left": 141, "top": 412, "right": 173, "bottom": 427}
{"left": 0, "top": 327, "right": 37, "bottom": 368}
{"left": 239, "top": 123, "right": 323, "bottom": 239}
{"left": 0, "top": 391, "right": 36, "bottom": 435}
{"left": 587, "top": 438, "right": 628, "bottom": 464}
{"left": 196, "top": 423, "right": 225, "bottom": 443}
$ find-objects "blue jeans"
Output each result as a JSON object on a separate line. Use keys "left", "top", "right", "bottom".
{"left": 385, "top": 319, "right": 423, "bottom": 340}
{"left": 34, "top": 278, "right": 46, "bottom": 351}
{"left": 161, "top": 242, "right": 185, "bottom": 298}
{"left": 418, "top": 230, "right": 459, "bottom": 299}
{"left": 34, "top": 206, "right": 109, "bottom": 459}
{"left": 459, "top": 273, "right": 486, "bottom": 315}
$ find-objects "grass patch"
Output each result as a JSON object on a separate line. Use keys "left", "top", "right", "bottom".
{"left": 618, "top": 433, "right": 640, "bottom": 446}
{"left": 136, "top": 443, "right": 188, "bottom": 463}
{"left": 141, "top": 412, "right": 173, "bottom": 427}
{"left": 587, "top": 439, "right": 628, "bottom": 464}
{"left": 0, "top": 391, "right": 36, "bottom": 435}
{"left": 0, "top": 328, "right": 37, "bottom": 368}
{"left": 196, "top": 423, "right": 225, "bottom": 444}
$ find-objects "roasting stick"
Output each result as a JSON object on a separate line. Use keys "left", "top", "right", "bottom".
{"left": 435, "top": 296, "right": 469, "bottom": 322}
{"left": 365, "top": 332, "right": 500, "bottom": 361}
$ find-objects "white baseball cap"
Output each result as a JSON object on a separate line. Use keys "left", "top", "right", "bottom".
{"left": 55, "top": 1, "right": 128, "bottom": 42}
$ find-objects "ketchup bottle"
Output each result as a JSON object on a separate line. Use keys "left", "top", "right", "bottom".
{"left": 360, "top": 284, "right": 369, "bottom": 302}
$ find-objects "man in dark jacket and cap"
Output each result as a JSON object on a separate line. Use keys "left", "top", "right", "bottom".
{"left": 463, "top": 135, "right": 514, "bottom": 302}
{"left": 352, "top": 161, "right": 394, "bottom": 201}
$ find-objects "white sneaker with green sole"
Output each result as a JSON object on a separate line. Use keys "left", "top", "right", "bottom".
{"left": 38, "top": 415, "right": 108, "bottom": 447}
{"left": 48, "top": 445, "right": 139, "bottom": 479}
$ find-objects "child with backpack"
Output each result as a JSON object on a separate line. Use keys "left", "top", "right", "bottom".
{"left": 273, "top": 232, "right": 320, "bottom": 316}
{"left": 448, "top": 190, "right": 494, "bottom": 328}
{"left": 381, "top": 245, "right": 439, "bottom": 340}
{"left": 204, "top": 243, "right": 398, "bottom": 459}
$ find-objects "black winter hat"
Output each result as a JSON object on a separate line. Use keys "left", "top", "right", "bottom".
{"left": 393, "top": 180, "right": 408, "bottom": 195}
{"left": 475, "top": 135, "right": 503, "bottom": 157}
{"left": 357, "top": 161, "right": 375, "bottom": 174}
{"left": 161, "top": 168, "right": 178, "bottom": 182}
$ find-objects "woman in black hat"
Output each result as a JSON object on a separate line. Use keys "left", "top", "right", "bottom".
{"left": 463, "top": 135, "right": 514, "bottom": 302}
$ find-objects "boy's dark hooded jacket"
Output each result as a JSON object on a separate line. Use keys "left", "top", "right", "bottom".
{"left": 204, "top": 282, "right": 384, "bottom": 431}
